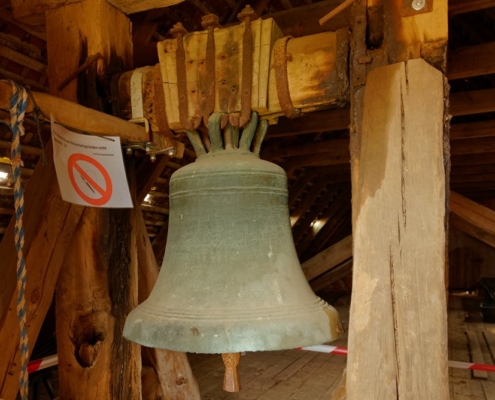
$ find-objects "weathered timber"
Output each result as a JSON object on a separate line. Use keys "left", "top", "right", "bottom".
{"left": 47, "top": 1, "right": 141, "bottom": 398}
{"left": 0, "top": 82, "right": 146, "bottom": 143}
{"left": 450, "top": 191, "right": 495, "bottom": 248}
{"left": 0, "top": 143, "right": 84, "bottom": 399}
{"left": 266, "top": 108, "right": 350, "bottom": 138}
{"left": 451, "top": 120, "right": 495, "bottom": 140}
{"left": 449, "top": 0, "right": 495, "bottom": 15}
{"left": 447, "top": 42, "right": 495, "bottom": 80}
{"left": 310, "top": 258, "right": 353, "bottom": 293}
{"left": 451, "top": 137, "right": 495, "bottom": 156}
{"left": 302, "top": 235, "right": 352, "bottom": 281}
{"left": 136, "top": 155, "right": 170, "bottom": 204}
{"left": 347, "top": 59, "right": 449, "bottom": 399}
{"left": 265, "top": 138, "right": 349, "bottom": 159}
{"left": 11, "top": 0, "right": 82, "bottom": 25}
{"left": 266, "top": 0, "right": 352, "bottom": 37}
{"left": 11, "top": 0, "right": 183, "bottom": 24}
{"left": 151, "top": 220, "right": 169, "bottom": 263}
{"left": 450, "top": 88, "right": 495, "bottom": 117}
{"left": 56, "top": 203, "right": 141, "bottom": 399}
{"left": 107, "top": 0, "right": 184, "bottom": 14}
{"left": 135, "top": 205, "right": 200, "bottom": 400}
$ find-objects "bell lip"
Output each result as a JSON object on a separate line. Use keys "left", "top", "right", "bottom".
{"left": 123, "top": 301, "right": 343, "bottom": 354}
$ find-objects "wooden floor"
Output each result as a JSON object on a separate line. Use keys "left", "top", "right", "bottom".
{"left": 189, "top": 300, "right": 495, "bottom": 400}
{"left": 187, "top": 303, "right": 350, "bottom": 400}
{"left": 26, "top": 298, "right": 495, "bottom": 399}
{"left": 449, "top": 299, "right": 495, "bottom": 400}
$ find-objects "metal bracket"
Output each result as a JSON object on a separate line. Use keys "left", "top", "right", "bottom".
{"left": 171, "top": 23, "right": 201, "bottom": 131}
{"left": 273, "top": 36, "right": 301, "bottom": 119}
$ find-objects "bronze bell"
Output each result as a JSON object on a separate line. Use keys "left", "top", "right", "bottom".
{"left": 124, "top": 112, "right": 342, "bottom": 358}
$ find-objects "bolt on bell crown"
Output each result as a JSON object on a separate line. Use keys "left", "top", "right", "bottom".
{"left": 123, "top": 112, "right": 342, "bottom": 354}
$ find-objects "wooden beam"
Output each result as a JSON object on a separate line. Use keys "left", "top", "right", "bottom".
{"left": 302, "top": 235, "right": 352, "bottom": 281}
{"left": 0, "top": 144, "right": 84, "bottom": 399}
{"left": 449, "top": 0, "right": 495, "bottom": 16}
{"left": 46, "top": 1, "right": 141, "bottom": 398}
{"left": 152, "top": 220, "right": 169, "bottom": 263}
{"left": 11, "top": 0, "right": 183, "bottom": 23}
{"left": 265, "top": 0, "right": 352, "bottom": 37}
{"left": 0, "top": 44, "right": 47, "bottom": 73}
{"left": 451, "top": 120, "right": 495, "bottom": 140}
{"left": 267, "top": 108, "right": 350, "bottom": 138}
{"left": 11, "top": 0, "right": 82, "bottom": 25}
{"left": 450, "top": 191, "right": 495, "bottom": 248}
{"left": 310, "top": 258, "right": 353, "bottom": 293}
{"left": 135, "top": 205, "right": 200, "bottom": 399}
{"left": 451, "top": 137, "right": 495, "bottom": 156}
{"left": 136, "top": 154, "right": 170, "bottom": 204}
{"left": 347, "top": 59, "right": 449, "bottom": 399}
{"left": 450, "top": 88, "right": 495, "bottom": 117}
{"left": 107, "top": 0, "right": 184, "bottom": 14}
{"left": 0, "top": 7, "right": 46, "bottom": 40}
{"left": 265, "top": 138, "right": 349, "bottom": 159}
{"left": 0, "top": 82, "right": 147, "bottom": 143}
{"left": 447, "top": 42, "right": 495, "bottom": 80}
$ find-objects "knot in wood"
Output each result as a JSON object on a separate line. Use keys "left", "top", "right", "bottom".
{"left": 201, "top": 14, "right": 220, "bottom": 30}
{"left": 170, "top": 22, "right": 187, "bottom": 38}
{"left": 237, "top": 5, "right": 257, "bottom": 22}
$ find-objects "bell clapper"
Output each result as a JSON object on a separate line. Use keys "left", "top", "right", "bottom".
{"left": 222, "top": 352, "right": 241, "bottom": 392}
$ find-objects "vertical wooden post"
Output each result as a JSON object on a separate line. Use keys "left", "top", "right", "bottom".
{"left": 347, "top": 59, "right": 449, "bottom": 399}
{"left": 45, "top": 1, "right": 141, "bottom": 398}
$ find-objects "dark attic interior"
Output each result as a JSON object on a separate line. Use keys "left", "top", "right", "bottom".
{"left": 0, "top": 0, "right": 495, "bottom": 399}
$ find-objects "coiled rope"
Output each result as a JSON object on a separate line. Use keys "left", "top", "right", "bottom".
{"left": 5, "top": 80, "right": 29, "bottom": 400}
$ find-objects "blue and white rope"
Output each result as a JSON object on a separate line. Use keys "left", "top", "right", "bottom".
{"left": 5, "top": 79, "right": 29, "bottom": 400}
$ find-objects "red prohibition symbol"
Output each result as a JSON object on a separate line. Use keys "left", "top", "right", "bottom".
{"left": 67, "top": 153, "right": 113, "bottom": 206}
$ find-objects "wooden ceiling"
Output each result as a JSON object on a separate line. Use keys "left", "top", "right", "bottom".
{"left": 0, "top": 0, "right": 494, "bottom": 296}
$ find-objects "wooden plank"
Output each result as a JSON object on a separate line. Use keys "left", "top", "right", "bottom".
{"left": 265, "top": 138, "right": 349, "bottom": 159}
{"left": 266, "top": 108, "right": 350, "bottom": 138}
{"left": 482, "top": 381, "right": 495, "bottom": 399}
{"left": 484, "top": 331, "right": 495, "bottom": 361}
{"left": 310, "top": 258, "right": 353, "bottom": 293}
{"left": 136, "top": 154, "right": 170, "bottom": 204}
{"left": 265, "top": 0, "right": 352, "bottom": 37}
{"left": 451, "top": 137, "right": 495, "bottom": 156}
{"left": 47, "top": 1, "right": 141, "bottom": 399}
{"left": 0, "top": 143, "right": 84, "bottom": 399}
{"left": 384, "top": 0, "right": 448, "bottom": 68}
{"left": 449, "top": 0, "right": 495, "bottom": 16}
{"left": 0, "top": 7, "right": 46, "bottom": 40}
{"left": 450, "top": 191, "right": 495, "bottom": 248}
{"left": 11, "top": 0, "right": 82, "bottom": 24}
{"left": 302, "top": 235, "right": 352, "bottom": 281}
{"left": 447, "top": 42, "right": 495, "bottom": 80}
{"left": 450, "top": 88, "right": 495, "bottom": 117}
{"left": 0, "top": 82, "right": 146, "bottom": 143}
{"left": 257, "top": 353, "right": 328, "bottom": 399}
{"left": 106, "top": 0, "right": 183, "bottom": 14}
{"left": 0, "top": 44, "right": 47, "bottom": 73}
{"left": 347, "top": 60, "right": 449, "bottom": 399}
{"left": 466, "top": 331, "right": 488, "bottom": 379}
{"left": 451, "top": 120, "right": 495, "bottom": 140}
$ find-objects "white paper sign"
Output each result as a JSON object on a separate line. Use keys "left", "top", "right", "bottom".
{"left": 52, "top": 118, "right": 133, "bottom": 208}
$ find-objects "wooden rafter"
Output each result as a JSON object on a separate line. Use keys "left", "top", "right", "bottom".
{"left": 447, "top": 41, "right": 495, "bottom": 80}
{"left": 302, "top": 235, "right": 352, "bottom": 281}
{"left": 449, "top": 0, "right": 495, "bottom": 16}
{"left": 450, "top": 191, "right": 495, "bottom": 248}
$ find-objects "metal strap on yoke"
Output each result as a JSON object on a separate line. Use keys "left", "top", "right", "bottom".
{"left": 273, "top": 36, "right": 301, "bottom": 119}
{"left": 171, "top": 23, "right": 201, "bottom": 131}
{"left": 201, "top": 14, "right": 220, "bottom": 126}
